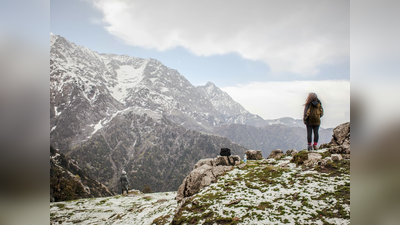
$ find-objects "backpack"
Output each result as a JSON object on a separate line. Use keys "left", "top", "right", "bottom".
{"left": 309, "top": 103, "right": 323, "bottom": 125}
{"left": 220, "top": 148, "right": 235, "bottom": 166}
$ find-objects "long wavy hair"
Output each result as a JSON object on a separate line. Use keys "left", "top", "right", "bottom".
{"left": 304, "top": 93, "right": 320, "bottom": 106}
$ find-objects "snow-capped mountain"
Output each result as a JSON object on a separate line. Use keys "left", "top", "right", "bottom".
{"left": 50, "top": 34, "right": 249, "bottom": 192}
{"left": 196, "top": 82, "right": 269, "bottom": 127}
{"left": 50, "top": 34, "right": 293, "bottom": 152}
{"left": 265, "top": 117, "right": 305, "bottom": 128}
{"left": 51, "top": 34, "right": 226, "bottom": 152}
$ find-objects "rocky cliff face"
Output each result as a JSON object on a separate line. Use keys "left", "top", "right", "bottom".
{"left": 50, "top": 146, "right": 114, "bottom": 202}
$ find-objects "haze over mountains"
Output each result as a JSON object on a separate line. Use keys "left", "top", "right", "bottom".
{"left": 50, "top": 34, "right": 332, "bottom": 193}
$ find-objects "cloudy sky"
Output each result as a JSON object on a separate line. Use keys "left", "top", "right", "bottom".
{"left": 51, "top": 0, "right": 350, "bottom": 128}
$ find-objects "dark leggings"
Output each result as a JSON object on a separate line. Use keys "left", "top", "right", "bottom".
{"left": 306, "top": 125, "right": 320, "bottom": 144}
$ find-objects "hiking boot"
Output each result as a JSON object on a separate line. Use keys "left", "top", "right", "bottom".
{"left": 307, "top": 144, "right": 312, "bottom": 151}
{"left": 313, "top": 145, "right": 318, "bottom": 150}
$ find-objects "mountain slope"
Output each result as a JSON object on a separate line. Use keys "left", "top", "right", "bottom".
{"left": 68, "top": 113, "right": 248, "bottom": 193}
{"left": 50, "top": 146, "right": 114, "bottom": 202}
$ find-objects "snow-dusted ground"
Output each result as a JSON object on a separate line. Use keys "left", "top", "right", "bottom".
{"left": 50, "top": 191, "right": 177, "bottom": 225}
{"left": 50, "top": 149, "right": 350, "bottom": 225}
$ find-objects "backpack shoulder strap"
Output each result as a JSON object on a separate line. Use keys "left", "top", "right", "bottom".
{"left": 226, "top": 156, "right": 233, "bottom": 166}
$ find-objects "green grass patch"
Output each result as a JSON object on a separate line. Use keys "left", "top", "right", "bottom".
{"left": 290, "top": 150, "right": 309, "bottom": 166}
{"left": 257, "top": 201, "right": 273, "bottom": 210}
{"left": 319, "top": 151, "right": 332, "bottom": 159}
{"left": 95, "top": 199, "right": 108, "bottom": 205}
{"left": 55, "top": 203, "right": 65, "bottom": 209}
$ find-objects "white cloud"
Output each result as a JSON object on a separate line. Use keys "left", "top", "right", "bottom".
{"left": 221, "top": 80, "right": 350, "bottom": 128}
{"left": 86, "top": 0, "right": 349, "bottom": 76}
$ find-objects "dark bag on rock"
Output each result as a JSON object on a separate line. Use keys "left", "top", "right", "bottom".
{"left": 220, "top": 148, "right": 231, "bottom": 156}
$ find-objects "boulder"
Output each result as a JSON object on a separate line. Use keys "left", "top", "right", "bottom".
{"left": 331, "top": 122, "right": 350, "bottom": 146}
{"left": 267, "top": 149, "right": 284, "bottom": 159}
{"left": 303, "top": 153, "right": 322, "bottom": 167}
{"left": 331, "top": 154, "right": 343, "bottom": 161}
{"left": 286, "top": 149, "right": 298, "bottom": 156}
{"left": 245, "top": 150, "right": 263, "bottom": 160}
{"left": 320, "top": 122, "right": 351, "bottom": 155}
{"left": 214, "top": 155, "right": 240, "bottom": 166}
{"left": 329, "top": 146, "right": 350, "bottom": 154}
{"left": 343, "top": 154, "right": 350, "bottom": 159}
{"left": 176, "top": 164, "right": 232, "bottom": 202}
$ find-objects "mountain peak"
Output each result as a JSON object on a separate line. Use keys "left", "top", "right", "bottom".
{"left": 205, "top": 81, "right": 217, "bottom": 87}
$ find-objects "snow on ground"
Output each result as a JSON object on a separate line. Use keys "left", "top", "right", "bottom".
{"left": 50, "top": 192, "right": 177, "bottom": 225}
{"left": 50, "top": 150, "right": 350, "bottom": 225}
{"left": 174, "top": 151, "right": 350, "bottom": 224}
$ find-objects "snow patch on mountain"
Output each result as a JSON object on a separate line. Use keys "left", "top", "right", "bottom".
{"left": 109, "top": 65, "right": 145, "bottom": 103}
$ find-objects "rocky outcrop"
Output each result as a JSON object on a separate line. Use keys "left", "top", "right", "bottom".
{"left": 176, "top": 156, "right": 241, "bottom": 202}
{"left": 267, "top": 149, "right": 284, "bottom": 159}
{"left": 286, "top": 149, "right": 298, "bottom": 156}
{"left": 327, "top": 122, "right": 350, "bottom": 154}
{"left": 245, "top": 150, "right": 263, "bottom": 160}
{"left": 303, "top": 153, "right": 322, "bottom": 167}
{"left": 50, "top": 146, "right": 114, "bottom": 202}
{"left": 331, "top": 154, "right": 343, "bottom": 161}
{"left": 331, "top": 122, "right": 350, "bottom": 145}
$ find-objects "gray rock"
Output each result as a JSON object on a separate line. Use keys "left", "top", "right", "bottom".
{"left": 226, "top": 199, "right": 242, "bottom": 206}
{"left": 286, "top": 149, "right": 298, "bottom": 156}
{"left": 214, "top": 155, "right": 240, "bottom": 166}
{"left": 238, "top": 164, "right": 246, "bottom": 169}
{"left": 267, "top": 149, "right": 284, "bottom": 159}
{"left": 329, "top": 146, "right": 350, "bottom": 154}
{"left": 194, "top": 158, "right": 215, "bottom": 169}
{"left": 331, "top": 122, "right": 350, "bottom": 146}
{"left": 176, "top": 164, "right": 232, "bottom": 202}
{"left": 245, "top": 150, "right": 263, "bottom": 160}
{"left": 303, "top": 153, "right": 322, "bottom": 167}
{"left": 331, "top": 154, "right": 343, "bottom": 161}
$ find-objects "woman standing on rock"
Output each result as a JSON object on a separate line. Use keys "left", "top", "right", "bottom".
{"left": 303, "top": 93, "right": 324, "bottom": 151}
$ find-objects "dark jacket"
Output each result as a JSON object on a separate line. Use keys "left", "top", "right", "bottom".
{"left": 303, "top": 101, "right": 324, "bottom": 125}
{"left": 120, "top": 174, "right": 129, "bottom": 190}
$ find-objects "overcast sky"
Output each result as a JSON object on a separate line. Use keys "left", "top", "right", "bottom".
{"left": 51, "top": 0, "right": 350, "bottom": 128}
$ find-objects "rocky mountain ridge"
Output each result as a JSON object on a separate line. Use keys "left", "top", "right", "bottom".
{"left": 50, "top": 146, "right": 114, "bottom": 202}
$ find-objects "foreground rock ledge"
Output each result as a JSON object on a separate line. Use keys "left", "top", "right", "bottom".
{"left": 176, "top": 155, "right": 240, "bottom": 202}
